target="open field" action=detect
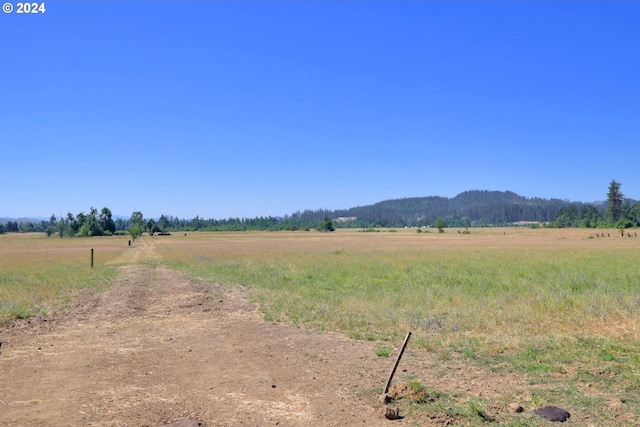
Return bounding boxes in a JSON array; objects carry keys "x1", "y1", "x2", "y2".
[
  {"x1": 153, "y1": 227, "x2": 640, "y2": 424},
  {"x1": 0, "y1": 233, "x2": 125, "y2": 320},
  {"x1": 159, "y1": 228, "x2": 640, "y2": 341},
  {"x1": 1, "y1": 227, "x2": 640, "y2": 425}
]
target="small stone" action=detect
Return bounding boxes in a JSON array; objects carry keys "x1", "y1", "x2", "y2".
[
  {"x1": 508, "y1": 403, "x2": 524, "y2": 413},
  {"x1": 534, "y1": 406, "x2": 570, "y2": 422},
  {"x1": 382, "y1": 406, "x2": 400, "y2": 420}
]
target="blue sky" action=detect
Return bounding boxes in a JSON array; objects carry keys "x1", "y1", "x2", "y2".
[{"x1": 2, "y1": 1, "x2": 639, "y2": 219}]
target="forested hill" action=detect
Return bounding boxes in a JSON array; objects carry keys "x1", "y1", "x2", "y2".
[
  {"x1": 287, "y1": 190, "x2": 601, "y2": 228},
  {"x1": 4, "y1": 189, "x2": 639, "y2": 234}
]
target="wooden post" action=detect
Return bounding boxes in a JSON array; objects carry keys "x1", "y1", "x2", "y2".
[
  {"x1": 91, "y1": 248, "x2": 94, "y2": 268},
  {"x1": 383, "y1": 331, "x2": 412, "y2": 394}
]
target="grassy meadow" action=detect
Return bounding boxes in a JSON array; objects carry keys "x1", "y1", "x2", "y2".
[
  {"x1": 0, "y1": 233, "x2": 125, "y2": 320},
  {"x1": 2, "y1": 227, "x2": 640, "y2": 424},
  {"x1": 158, "y1": 228, "x2": 640, "y2": 344},
  {"x1": 156, "y1": 227, "x2": 640, "y2": 424}
]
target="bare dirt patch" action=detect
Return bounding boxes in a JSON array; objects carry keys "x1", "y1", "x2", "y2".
[{"x1": 1, "y1": 264, "x2": 396, "y2": 426}]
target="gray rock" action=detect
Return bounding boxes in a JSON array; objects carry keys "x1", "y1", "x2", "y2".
[{"x1": 534, "y1": 406, "x2": 570, "y2": 422}]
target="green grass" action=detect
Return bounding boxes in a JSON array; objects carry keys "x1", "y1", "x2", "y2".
[
  {"x1": 0, "y1": 265, "x2": 117, "y2": 320},
  {"x1": 0, "y1": 233, "x2": 124, "y2": 321},
  {"x1": 156, "y1": 229, "x2": 640, "y2": 425},
  {"x1": 375, "y1": 343, "x2": 392, "y2": 357},
  {"x1": 160, "y1": 232, "x2": 640, "y2": 346},
  {"x1": 4, "y1": 229, "x2": 640, "y2": 425}
]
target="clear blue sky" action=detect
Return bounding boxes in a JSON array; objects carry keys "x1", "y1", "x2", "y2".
[{"x1": 2, "y1": 1, "x2": 639, "y2": 219}]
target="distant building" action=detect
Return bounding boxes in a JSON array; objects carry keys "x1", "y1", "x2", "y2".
[{"x1": 335, "y1": 217, "x2": 357, "y2": 223}]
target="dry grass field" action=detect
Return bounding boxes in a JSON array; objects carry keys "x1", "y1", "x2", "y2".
[
  {"x1": 2, "y1": 227, "x2": 640, "y2": 425},
  {"x1": 156, "y1": 227, "x2": 640, "y2": 424},
  {"x1": 0, "y1": 233, "x2": 126, "y2": 320},
  {"x1": 158, "y1": 227, "x2": 640, "y2": 343}
]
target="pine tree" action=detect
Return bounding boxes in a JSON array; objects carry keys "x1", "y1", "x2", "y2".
[{"x1": 606, "y1": 180, "x2": 624, "y2": 223}]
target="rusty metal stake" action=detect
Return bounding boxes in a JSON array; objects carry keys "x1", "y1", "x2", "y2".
[{"x1": 383, "y1": 331, "x2": 412, "y2": 394}]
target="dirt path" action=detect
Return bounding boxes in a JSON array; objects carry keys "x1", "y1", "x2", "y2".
[
  {"x1": 112, "y1": 235, "x2": 161, "y2": 265},
  {"x1": 0, "y1": 242, "x2": 394, "y2": 426}
]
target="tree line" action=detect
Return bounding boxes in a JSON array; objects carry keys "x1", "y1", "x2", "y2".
[
  {"x1": 0, "y1": 209, "x2": 311, "y2": 236},
  {"x1": 1, "y1": 182, "x2": 638, "y2": 236},
  {"x1": 0, "y1": 207, "x2": 118, "y2": 237},
  {"x1": 551, "y1": 180, "x2": 640, "y2": 231}
]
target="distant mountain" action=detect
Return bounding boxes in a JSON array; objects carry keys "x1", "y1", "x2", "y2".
[
  {"x1": 0, "y1": 217, "x2": 47, "y2": 225},
  {"x1": 3, "y1": 191, "x2": 637, "y2": 229},
  {"x1": 288, "y1": 190, "x2": 611, "y2": 227}
]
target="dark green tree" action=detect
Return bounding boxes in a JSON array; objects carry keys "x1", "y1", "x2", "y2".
[
  {"x1": 579, "y1": 205, "x2": 601, "y2": 228},
  {"x1": 76, "y1": 207, "x2": 102, "y2": 237},
  {"x1": 21, "y1": 222, "x2": 35, "y2": 232},
  {"x1": 632, "y1": 202, "x2": 640, "y2": 226},
  {"x1": 147, "y1": 218, "x2": 158, "y2": 236},
  {"x1": 74, "y1": 212, "x2": 86, "y2": 234},
  {"x1": 435, "y1": 217, "x2": 445, "y2": 233},
  {"x1": 554, "y1": 205, "x2": 579, "y2": 228},
  {"x1": 319, "y1": 216, "x2": 335, "y2": 232},
  {"x1": 99, "y1": 207, "x2": 116, "y2": 235},
  {"x1": 56, "y1": 217, "x2": 69, "y2": 237},
  {"x1": 157, "y1": 215, "x2": 169, "y2": 235},
  {"x1": 606, "y1": 180, "x2": 624, "y2": 224},
  {"x1": 130, "y1": 211, "x2": 145, "y2": 227},
  {"x1": 115, "y1": 218, "x2": 127, "y2": 231}
]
